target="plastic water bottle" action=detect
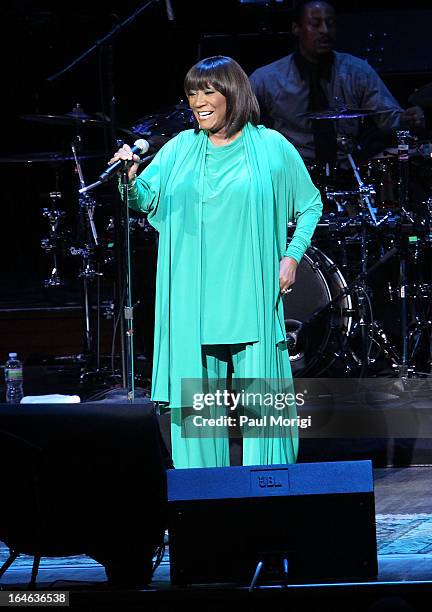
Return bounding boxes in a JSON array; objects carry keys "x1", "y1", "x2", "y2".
[{"x1": 4, "y1": 352, "x2": 24, "y2": 404}]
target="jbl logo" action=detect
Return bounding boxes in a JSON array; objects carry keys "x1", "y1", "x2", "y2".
[
  {"x1": 258, "y1": 475, "x2": 282, "y2": 488},
  {"x1": 251, "y1": 469, "x2": 290, "y2": 495}
]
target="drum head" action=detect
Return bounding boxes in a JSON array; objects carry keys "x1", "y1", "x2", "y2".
[{"x1": 283, "y1": 247, "x2": 353, "y2": 377}]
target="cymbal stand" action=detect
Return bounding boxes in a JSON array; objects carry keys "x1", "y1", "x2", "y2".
[
  {"x1": 404, "y1": 233, "x2": 432, "y2": 376},
  {"x1": 425, "y1": 199, "x2": 432, "y2": 374},
  {"x1": 393, "y1": 129, "x2": 429, "y2": 378},
  {"x1": 394, "y1": 130, "x2": 410, "y2": 377},
  {"x1": 337, "y1": 136, "x2": 378, "y2": 374},
  {"x1": 70, "y1": 138, "x2": 103, "y2": 375}
]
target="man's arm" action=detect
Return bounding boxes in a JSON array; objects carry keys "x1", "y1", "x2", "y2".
[{"x1": 353, "y1": 60, "x2": 424, "y2": 131}]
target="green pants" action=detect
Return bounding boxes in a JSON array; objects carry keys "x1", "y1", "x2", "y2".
[{"x1": 171, "y1": 343, "x2": 298, "y2": 468}]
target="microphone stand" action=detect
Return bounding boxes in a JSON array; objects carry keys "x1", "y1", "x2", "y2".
[
  {"x1": 120, "y1": 167, "x2": 135, "y2": 401},
  {"x1": 106, "y1": 46, "x2": 127, "y2": 389}
]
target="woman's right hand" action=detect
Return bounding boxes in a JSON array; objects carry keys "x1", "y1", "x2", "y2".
[{"x1": 108, "y1": 144, "x2": 141, "y2": 182}]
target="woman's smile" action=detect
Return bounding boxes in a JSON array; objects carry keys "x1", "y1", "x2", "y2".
[{"x1": 188, "y1": 87, "x2": 227, "y2": 133}]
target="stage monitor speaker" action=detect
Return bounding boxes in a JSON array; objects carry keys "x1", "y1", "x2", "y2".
[
  {"x1": 168, "y1": 460, "x2": 378, "y2": 586},
  {"x1": 0, "y1": 401, "x2": 168, "y2": 586}
]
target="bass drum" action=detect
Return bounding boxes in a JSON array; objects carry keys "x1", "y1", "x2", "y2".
[{"x1": 283, "y1": 247, "x2": 354, "y2": 377}]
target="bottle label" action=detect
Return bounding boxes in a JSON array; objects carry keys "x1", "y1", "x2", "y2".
[{"x1": 6, "y1": 368, "x2": 23, "y2": 382}]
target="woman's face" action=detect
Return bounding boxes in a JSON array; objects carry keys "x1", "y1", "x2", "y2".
[{"x1": 188, "y1": 85, "x2": 227, "y2": 133}]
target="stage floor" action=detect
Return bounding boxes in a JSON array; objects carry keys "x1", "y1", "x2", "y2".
[{"x1": 1, "y1": 466, "x2": 432, "y2": 610}]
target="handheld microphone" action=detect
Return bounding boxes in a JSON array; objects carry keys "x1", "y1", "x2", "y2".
[{"x1": 99, "y1": 138, "x2": 149, "y2": 182}]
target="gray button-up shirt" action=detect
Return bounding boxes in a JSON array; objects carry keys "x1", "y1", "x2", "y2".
[{"x1": 250, "y1": 51, "x2": 403, "y2": 161}]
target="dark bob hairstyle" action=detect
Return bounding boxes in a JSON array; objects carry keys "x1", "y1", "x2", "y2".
[{"x1": 184, "y1": 56, "x2": 260, "y2": 138}]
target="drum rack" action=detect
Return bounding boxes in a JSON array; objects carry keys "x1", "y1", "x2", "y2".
[{"x1": 284, "y1": 129, "x2": 432, "y2": 378}]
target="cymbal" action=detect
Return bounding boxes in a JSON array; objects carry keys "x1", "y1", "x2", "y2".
[
  {"x1": 0, "y1": 150, "x2": 106, "y2": 163},
  {"x1": 21, "y1": 109, "x2": 110, "y2": 127},
  {"x1": 300, "y1": 107, "x2": 392, "y2": 120}
]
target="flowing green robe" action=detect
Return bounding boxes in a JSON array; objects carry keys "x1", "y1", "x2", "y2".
[{"x1": 125, "y1": 123, "x2": 322, "y2": 466}]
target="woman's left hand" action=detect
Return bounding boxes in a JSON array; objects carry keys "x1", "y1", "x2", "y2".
[{"x1": 279, "y1": 256, "x2": 298, "y2": 295}]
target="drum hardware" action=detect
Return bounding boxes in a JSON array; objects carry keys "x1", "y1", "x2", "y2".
[
  {"x1": 343, "y1": 233, "x2": 363, "y2": 245},
  {"x1": 334, "y1": 136, "x2": 378, "y2": 373},
  {"x1": 337, "y1": 135, "x2": 378, "y2": 225},
  {"x1": 324, "y1": 185, "x2": 376, "y2": 200},
  {"x1": 40, "y1": 192, "x2": 67, "y2": 288},
  {"x1": 303, "y1": 109, "x2": 392, "y2": 217},
  {"x1": 62, "y1": 134, "x2": 112, "y2": 382},
  {"x1": 41, "y1": 238, "x2": 64, "y2": 286},
  {"x1": 69, "y1": 247, "x2": 103, "y2": 280},
  {"x1": 367, "y1": 127, "x2": 431, "y2": 377},
  {"x1": 41, "y1": 238, "x2": 54, "y2": 253},
  {"x1": 102, "y1": 301, "x2": 115, "y2": 320},
  {"x1": 303, "y1": 115, "x2": 432, "y2": 375},
  {"x1": 375, "y1": 212, "x2": 393, "y2": 227},
  {"x1": 325, "y1": 213, "x2": 391, "y2": 234},
  {"x1": 18, "y1": 106, "x2": 111, "y2": 324},
  {"x1": 316, "y1": 215, "x2": 367, "y2": 234},
  {"x1": 360, "y1": 142, "x2": 431, "y2": 214},
  {"x1": 402, "y1": 225, "x2": 432, "y2": 376},
  {"x1": 80, "y1": 264, "x2": 103, "y2": 281},
  {"x1": 342, "y1": 307, "x2": 357, "y2": 317},
  {"x1": 41, "y1": 269, "x2": 63, "y2": 288},
  {"x1": 286, "y1": 242, "x2": 409, "y2": 377},
  {"x1": 42, "y1": 204, "x2": 66, "y2": 241},
  {"x1": 395, "y1": 130, "x2": 412, "y2": 378},
  {"x1": 316, "y1": 214, "x2": 345, "y2": 232},
  {"x1": 414, "y1": 283, "x2": 432, "y2": 298},
  {"x1": 336, "y1": 135, "x2": 406, "y2": 373},
  {"x1": 318, "y1": 213, "x2": 431, "y2": 378},
  {"x1": 368, "y1": 322, "x2": 401, "y2": 371},
  {"x1": 310, "y1": 215, "x2": 431, "y2": 376}
]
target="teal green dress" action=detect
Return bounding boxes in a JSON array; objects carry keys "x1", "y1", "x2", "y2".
[
  {"x1": 125, "y1": 124, "x2": 322, "y2": 468},
  {"x1": 201, "y1": 133, "x2": 258, "y2": 344}
]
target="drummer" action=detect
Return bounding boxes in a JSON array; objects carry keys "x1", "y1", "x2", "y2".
[{"x1": 249, "y1": 0, "x2": 424, "y2": 165}]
